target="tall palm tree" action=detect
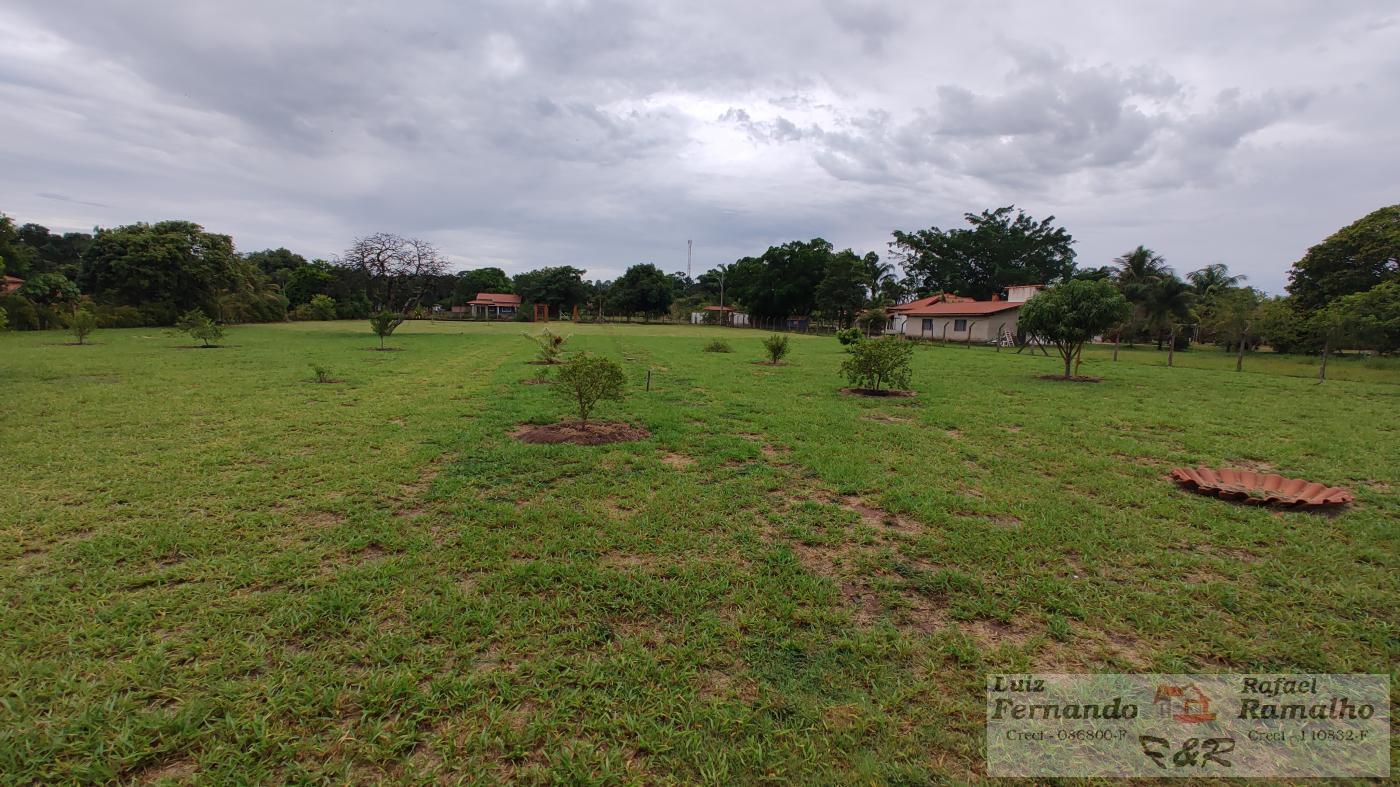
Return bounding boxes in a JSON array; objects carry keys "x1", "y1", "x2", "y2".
[
  {"x1": 1187, "y1": 263, "x2": 1245, "y2": 297},
  {"x1": 861, "y1": 252, "x2": 894, "y2": 304},
  {"x1": 1112, "y1": 246, "x2": 1171, "y2": 346},
  {"x1": 1113, "y1": 246, "x2": 1170, "y2": 288},
  {"x1": 1142, "y1": 275, "x2": 1196, "y2": 351}
]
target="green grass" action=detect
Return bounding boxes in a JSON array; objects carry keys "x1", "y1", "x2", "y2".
[{"x1": 1, "y1": 321, "x2": 1396, "y2": 784}]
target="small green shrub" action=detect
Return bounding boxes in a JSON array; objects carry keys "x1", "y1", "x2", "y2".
[
  {"x1": 702, "y1": 338, "x2": 733, "y2": 353},
  {"x1": 836, "y1": 327, "x2": 863, "y2": 346},
  {"x1": 841, "y1": 335, "x2": 914, "y2": 391},
  {"x1": 310, "y1": 362, "x2": 335, "y2": 383},
  {"x1": 554, "y1": 352, "x2": 626, "y2": 424},
  {"x1": 761, "y1": 334, "x2": 790, "y2": 365},
  {"x1": 175, "y1": 309, "x2": 224, "y2": 347},
  {"x1": 67, "y1": 309, "x2": 98, "y2": 345},
  {"x1": 369, "y1": 311, "x2": 401, "y2": 349},
  {"x1": 526, "y1": 329, "x2": 568, "y2": 363}
]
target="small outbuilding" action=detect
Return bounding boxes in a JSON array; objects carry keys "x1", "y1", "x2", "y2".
[
  {"x1": 464, "y1": 292, "x2": 521, "y2": 318},
  {"x1": 890, "y1": 285, "x2": 1044, "y2": 343}
]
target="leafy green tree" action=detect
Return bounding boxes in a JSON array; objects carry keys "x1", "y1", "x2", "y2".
[
  {"x1": 67, "y1": 309, "x2": 98, "y2": 345},
  {"x1": 857, "y1": 305, "x2": 889, "y2": 336},
  {"x1": 553, "y1": 352, "x2": 626, "y2": 424},
  {"x1": 836, "y1": 327, "x2": 863, "y2": 346},
  {"x1": 761, "y1": 334, "x2": 790, "y2": 365},
  {"x1": 1287, "y1": 204, "x2": 1399, "y2": 312},
  {"x1": 891, "y1": 206, "x2": 1076, "y2": 300},
  {"x1": 307, "y1": 294, "x2": 337, "y2": 321},
  {"x1": 81, "y1": 221, "x2": 263, "y2": 319},
  {"x1": 245, "y1": 248, "x2": 308, "y2": 278},
  {"x1": 512, "y1": 266, "x2": 589, "y2": 317},
  {"x1": 1201, "y1": 287, "x2": 1263, "y2": 371},
  {"x1": 368, "y1": 311, "x2": 400, "y2": 349},
  {"x1": 841, "y1": 335, "x2": 914, "y2": 392},
  {"x1": 1253, "y1": 297, "x2": 1314, "y2": 354},
  {"x1": 17, "y1": 272, "x2": 80, "y2": 305},
  {"x1": 606, "y1": 263, "x2": 674, "y2": 318},
  {"x1": 282, "y1": 260, "x2": 335, "y2": 306},
  {"x1": 1018, "y1": 280, "x2": 1132, "y2": 379},
  {"x1": 726, "y1": 239, "x2": 834, "y2": 319},
  {"x1": 453, "y1": 267, "x2": 514, "y2": 304},
  {"x1": 175, "y1": 309, "x2": 224, "y2": 348},
  {"x1": 1329, "y1": 279, "x2": 1400, "y2": 354},
  {"x1": 815, "y1": 250, "x2": 867, "y2": 327}
]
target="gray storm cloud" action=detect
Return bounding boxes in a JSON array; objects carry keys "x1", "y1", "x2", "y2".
[{"x1": 1, "y1": 0, "x2": 1396, "y2": 291}]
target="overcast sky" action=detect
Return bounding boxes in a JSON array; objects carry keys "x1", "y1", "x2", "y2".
[{"x1": 2, "y1": 1, "x2": 1396, "y2": 293}]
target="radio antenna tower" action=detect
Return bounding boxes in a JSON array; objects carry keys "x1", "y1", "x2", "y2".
[{"x1": 687, "y1": 239, "x2": 692, "y2": 278}]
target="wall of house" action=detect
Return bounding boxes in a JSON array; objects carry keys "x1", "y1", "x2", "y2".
[{"x1": 899, "y1": 311, "x2": 1019, "y2": 342}]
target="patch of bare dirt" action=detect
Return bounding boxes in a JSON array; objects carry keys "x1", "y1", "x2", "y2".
[
  {"x1": 1035, "y1": 374, "x2": 1102, "y2": 383},
  {"x1": 131, "y1": 755, "x2": 197, "y2": 784},
  {"x1": 839, "y1": 387, "x2": 916, "y2": 397},
  {"x1": 945, "y1": 428, "x2": 962, "y2": 439},
  {"x1": 839, "y1": 495, "x2": 920, "y2": 534},
  {"x1": 513, "y1": 421, "x2": 650, "y2": 445},
  {"x1": 861, "y1": 411, "x2": 911, "y2": 423},
  {"x1": 519, "y1": 378, "x2": 552, "y2": 385},
  {"x1": 960, "y1": 619, "x2": 1033, "y2": 649},
  {"x1": 1230, "y1": 459, "x2": 1277, "y2": 473},
  {"x1": 660, "y1": 451, "x2": 695, "y2": 469},
  {"x1": 297, "y1": 510, "x2": 346, "y2": 528}
]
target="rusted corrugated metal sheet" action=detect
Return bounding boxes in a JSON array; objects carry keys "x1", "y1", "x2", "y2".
[{"x1": 1169, "y1": 467, "x2": 1354, "y2": 508}]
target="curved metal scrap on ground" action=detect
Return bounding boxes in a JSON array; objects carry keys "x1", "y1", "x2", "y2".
[{"x1": 1170, "y1": 467, "x2": 1354, "y2": 508}]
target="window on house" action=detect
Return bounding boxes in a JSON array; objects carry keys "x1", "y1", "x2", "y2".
[
  {"x1": 954, "y1": 318, "x2": 968, "y2": 331},
  {"x1": 921, "y1": 318, "x2": 933, "y2": 333}
]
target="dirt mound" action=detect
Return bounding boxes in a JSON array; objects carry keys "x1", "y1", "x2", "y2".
[
  {"x1": 839, "y1": 387, "x2": 916, "y2": 397},
  {"x1": 1035, "y1": 374, "x2": 1102, "y2": 383},
  {"x1": 513, "y1": 421, "x2": 650, "y2": 445}
]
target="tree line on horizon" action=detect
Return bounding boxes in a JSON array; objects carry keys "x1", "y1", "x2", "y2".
[{"x1": 1, "y1": 204, "x2": 1394, "y2": 356}]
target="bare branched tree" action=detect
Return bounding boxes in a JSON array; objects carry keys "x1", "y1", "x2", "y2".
[{"x1": 336, "y1": 233, "x2": 448, "y2": 315}]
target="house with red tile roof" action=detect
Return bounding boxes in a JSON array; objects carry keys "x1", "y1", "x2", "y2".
[
  {"x1": 889, "y1": 284, "x2": 1043, "y2": 343},
  {"x1": 453, "y1": 292, "x2": 521, "y2": 319},
  {"x1": 1, "y1": 275, "x2": 23, "y2": 295}
]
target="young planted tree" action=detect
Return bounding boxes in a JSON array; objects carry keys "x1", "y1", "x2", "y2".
[
  {"x1": 836, "y1": 327, "x2": 863, "y2": 346},
  {"x1": 761, "y1": 334, "x2": 791, "y2": 364},
  {"x1": 702, "y1": 338, "x2": 733, "y2": 353},
  {"x1": 1017, "y1": 280, "x2": 1131, "y2": 380},
  {"x1": 175, "y1": 309, "x2": 225, "y2": 348},
  {"x1": 1202, "y1": 287, "x2": 1263, "y2": 371},
  {"x1": 67, "y1": 308, "x2": 97, "y2": 345},
  {"x1": 553, "y1": 352, "x2": 626, "y2": 425},
  {"x1": 369, "y1": 311, "x2": 400, "y2": 349},
  {"x1": 840, "y1": 335, "x2": 914, "y2": 393},
  {"x1": 526, "y1": 329, "x2": 567, "y2": 363}
]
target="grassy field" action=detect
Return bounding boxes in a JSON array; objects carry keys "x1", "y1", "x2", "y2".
[{"x1": 1, "y1": 320, "x2": 1396, "y2": 784}]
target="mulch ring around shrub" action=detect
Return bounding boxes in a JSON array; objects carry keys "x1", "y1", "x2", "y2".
[
  {"x1": 751, "y1": 361, "x2": 789, "y2": 366},
  {"x1": 1035, "y1": 374, "x2": 1103, "y2": 383},
  {"x1": 513, "y1": 421, "x2": 650, "y2": 445},
  {"x1": 525, "y1": 360, "x2": 561, "y2": 366},
  {"x1": 839, "y1": 387, "x2": 916, "y2": 397}
]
